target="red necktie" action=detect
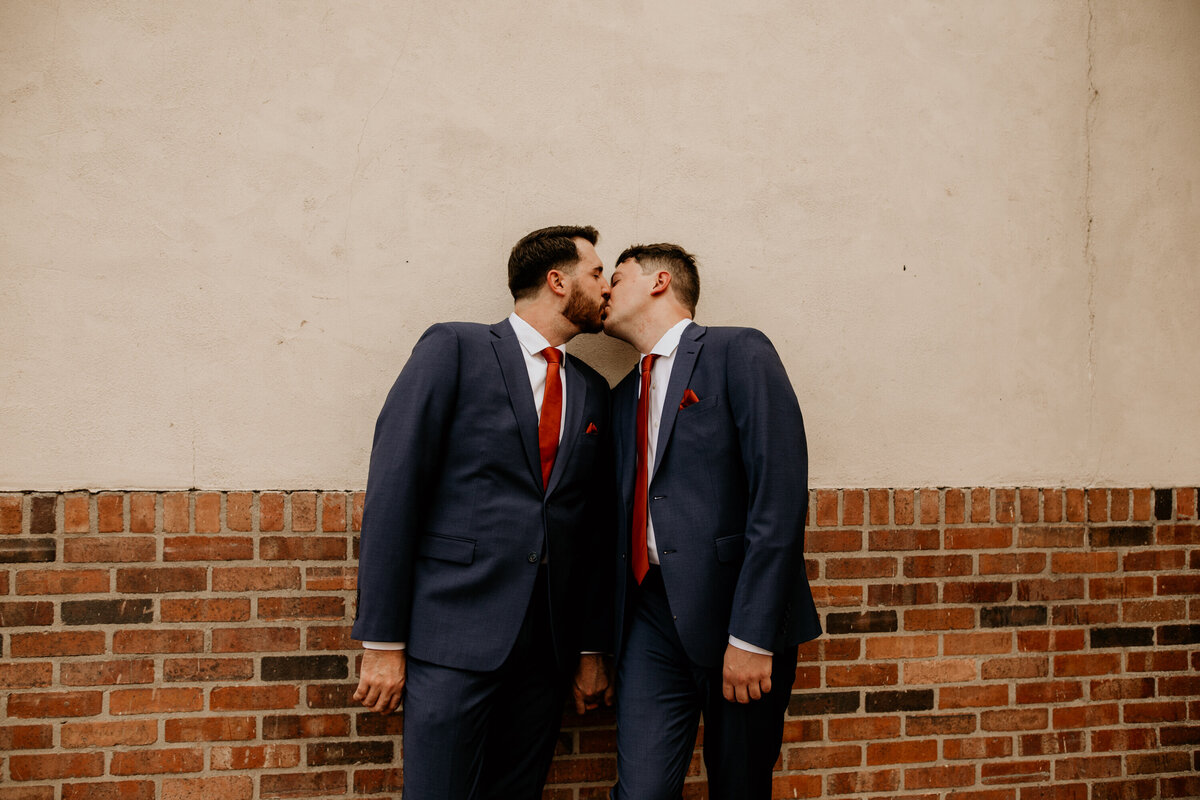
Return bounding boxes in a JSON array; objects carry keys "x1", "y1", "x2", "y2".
[
  {"x1": 538, "y1": 347, "x2": 564, "y2": 489},
  {"x1": 632, "y1": 353, "x2": 658, "y2": 584}
]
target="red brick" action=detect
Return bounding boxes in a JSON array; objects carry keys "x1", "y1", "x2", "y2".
[
  {"x1": 61, "y1": 783, "x2": 154, "y2": 800},
  {"x1": 1157, "y1": 574, "x2": 1200, "y2": 595},
  {"x1": 163, "y1": 493, "x2": 190, "y2": 533},
  {"x1": 825, "y1": 556, "x2": 896, "y2": 579},
  {"x1": 60, "y1": 720, "x2": 158, "y2": 748},
  {"x1": 828, "y1": 715, "x2": 902, "y2": 741},
  {"x1": 981, "y1": 759, "x2": 1050, "y2": 784},
  {"x1": 1130, "y1": 489, "x2": 1152, "y2": 520},
  {"x1": 1018, "y1": 577, "x2": 1083, "y2": 601},
  {"x1": 1015, "y1": 680, "x2": 1083, "y2": 704},
  {"x1": 904, "y1": 608, "x2": 974, "y2": 630},
  {"x1": 162, "y1": 598, "x2": 250, "y2": 623},
  {"x1": 63, "y1": 494, "x2": 89, "y2": 533},
  {"x1": 60, "y1": 659, "x2": 155, "y2": 686},
  {"x1": 97, "y1": 494, "x2": 125, "y2": 532},
  {"x1": 904, "y1": 658, "x2": 976, "y2": 685},
  {"x1": 869, "y1": 489, "x2": 890, "y2": 525},
  {"x1": 116, "y1": 566, "x2": 206, "y2": 593},
  {"x1": 210, "y1": 685, "x2": 299, "y2": 711},
  {"x1": 11, "y1": 631, "x2": 105, "y2": 657},
  {"x1": 1159, "y1": 674, "x2": 1200, "y2": 696},
  {"x1": 114, "y1": 628, "x2": 204, "y2": 655},
  {"x1": 1064, "y1": 489, "x2": 1086, "y2": 522},
  {"x1": 1109, "y1": 489, "x2": 1130, "y2": 522},
  {"x1": 919, "y1": 488, "x2": 940, "y2": 524},
  {"x1": 225, "y1": 493, "x2": 253, "y2": 531},
  {"x1": 262, "y1": 714, "x2": 351, "y2": 740},
  {"x1": 1019, "y1": 731, "x2": 1084, "y2": 756},
  {"x1": 161, "y1": 776, "x2": 254, "y2": 800},
  {"x1": 351, "y1": 491, "x2": 364, "y2": 531},
  {"x1": 9, "y1": 752, "x2": 105, "y2": 780},
  {"x1": 163, "y1": 657, "x2": 255, "y2": 682},
  {"x1": 1018, "y1": 526, "x2": 1084, "y2": 548},
  {"x1": 996, "y1": 489, "x2": 1016, "y2": 523},
  {"x1": 905, "y1": 764, "x2": 975, "y2": 789},
  {"x1": 826, "y1": 663, "x2": 897, "y2": 687},
  {"x1": 1162, "y1": 777, "x2": 1200, "y2": 798},
  {"x1": 1089, "y1": 576, "x2": 1153, "y2": 599},
  {"x1": 971, "y1": 488, "x2": 991, "y2": 522},
  {"x1": 164, "y1": 535, "x2": 252, "y2": 561},
  {"x1": 1126, "y1": 751, "x2": 1192, "y2": 775},
  {"x1": 64, "y1": 536, "x2": 155, "y2": 563},
  {"x1": 815, "y1": 490, "x2": 838, "y2": 526},
  {"x1": 945, "y1": 489, "x2": 966, "y2": 523},
  {"x1": 212, "y1": 627, "x2": 301, "y2": 653},
  {"x1": 1123, "y1": 549, "x2": 1186, "y2": 571},
  {"x1": 894, "y1": 490, "x2": 915, "y2": 525},
  {"x1": 868, "y1": 739, "x2": 937, "y2": 765},
  {"x1": 944, "y1": 736, "x2": 1012, "y2": 760},
  {"x1": 291, "y1": 492, "x2": 317, "y2": 532},
  {"x1": 305, "y1": 567, "x2": 357, "y2": 591},
  {"x1": 1125, "y1": 649, "x2": 1188, "y2": 672},
  {"x1": 1088, "y1": 488, "x2": 1108, "y2": 522},
  {"x1": 811, "y1": 585, "x2": 863, "y2": 607},
  {"x1": 946, "y1": 526, "x2": 1011, "y2": 549},
  {"x1": 1089, "y1": 677, "x2": 1155, "y2": 701},
  {"x1": 865, "y1": 635, "x2": 938, "y2": 659},
  {"x1": 940, "y1": 684, "x2": 1008, "y2": 709},
  {"x1": 212, "y1": 566, "x2": 300, "y2": 591},
  {"x1": 1054, "y1": 652, "x2": 1120, "y2": 676},
  {"x1": 870, "y1": 529, "x2": 939, "y2": 551},
  {"x1": 979, "y1": 553, "x2": 1045, "y2": 575},
  {"x1": 260, "y1": 536, "x2": 346, "y2": 561},
  {"x1": 943, "y1": 581, "x2": 1013, "y2": 603},
  {"x1": 1052, "y1": 702, "x2": 1118, "y2": 729},
  {"x1": 211, "y1": 744, "x2": 301, "y2": 770},
  {"x1": 0, "y1": 662, "x2": 52, "y2": 688},
  {"x1": 0, "y1": 494, "x2": 24, "y2": 534},
  {"x1": 1051, "y1": 551, "x2": 1117, "y2": 573},
  {"x1": 7, "y1": 691, "x2": 102, "y2": 718},
  {"x1": 1051, "y1": 602, "x2": 1118, "y2": 625},
  {"x1": 110, "y1": 747, "x2": 203, "y2": 775},
  {"x1": 1054, "y1": 755, "x2": 1121, "y2": 781},
  {"x1": 321, "y1": 493, "x2": 347, "y2": 532},
  {"x1": 982, "y1": 708, "x2": 1048, "y2": 731},
  {"x1": 260, "y1": 493, "x2": 285, "y2": 531},
  {"x1": 827, "y1": 769, "x2": 900, "y2": 794},
  {"x1": 947, "y1": 791, "x2": 1017, "y2": 800},
  {"x1": 1018, "y1": 488, "x2": 1040, "y2": 523},
  {"x1": 1178, "y1": 487, "x2": 1198, "y2": 518},
  {"x1": 1122, "y1": 700, "x2": 1187, "y2": 723},
  {"x1": 258, "y1": 596, "x2": 344, "y2": 620},
  {"x1": 944, "y1": 632, "x2": 1012, "y2": 655},
  {"x1": 16, "y1": 568, "x2": 110, "y2": 595},
  {"x1": 194, "y1": 493, "x2": 221, "y2": 533},
  {"x1": 0, "y1": 600, "x2": 53, "y2": 626},
  {"x1": 130, "y1": 492, "x2": 156, "y2": 533},
  {"x1": 906, "y1": 713, "x2": 977, "y2": 736},
  {"x1": 353, "y1": 769, "x2": 404, "y2": 796},
  {"x1": 110, "y1": 688, "x2": 203, "y2": 715},
  {"x1": 0, "y1": 724, "x2": 54, "y2": 750},
  {"x1": 785, "y1": 744, "x2": 861, "y2": 770},
  {"x1": 1157, "y1": 523, "x2": 1200, "y2": 545},
  {"x1": 1090, "y1": 779, "x2": 1159, "y2": 800},
  {"x1": 904, "y1": 554, "x2": 972, "y2": 577},
  {"x1": 807, "y1": 529, "x2": 862, "y2": 552}
]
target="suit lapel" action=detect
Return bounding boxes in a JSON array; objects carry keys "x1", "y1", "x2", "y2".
[
  {"x1": 652, "y1": 323, "x2": 704, "y2": 479},
  {"x1": 545, "y1": 356, "x2": 586, "y2": 494},
  {"x1": 614, "y1": 368, "x2": 639, "y2": 506},
  {"x1": 490, "y1": 320, "x2": 542, "y2": 489}
]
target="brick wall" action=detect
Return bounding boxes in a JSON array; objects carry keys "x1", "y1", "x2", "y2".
[{"x1": 1, "y1": 487, "x2": 1197, "y2": 800}]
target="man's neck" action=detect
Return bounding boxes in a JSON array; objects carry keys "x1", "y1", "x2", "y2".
[
  {"x1": 512, "y1": 303, "x2": 574, "y2": 347},
  {"x1": 629, "y1": 312, "x2": 691, "y2": 355}
]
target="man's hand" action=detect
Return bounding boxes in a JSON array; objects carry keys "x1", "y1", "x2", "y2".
[
  {"x1": 353, "y1": 648, "x2": 406, "y2": 714},
  {"x1": 722, "y1": 644, "x2": 772, "y2": 704},
  {"x1": 572, "y1": 653, "x2": 615, "y2": 714}
]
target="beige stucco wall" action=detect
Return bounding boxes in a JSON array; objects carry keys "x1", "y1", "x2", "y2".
[{"x1": 1, "y1": 0, "x2": 1197, "y2": 490}]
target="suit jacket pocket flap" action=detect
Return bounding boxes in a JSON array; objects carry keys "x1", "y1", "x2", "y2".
[
  {"x1": 714, "y1": 534, "x2": 744, "y2": 563},
  {"x1": 418, "y1": 534, "x2": 476, "y2": 564}
]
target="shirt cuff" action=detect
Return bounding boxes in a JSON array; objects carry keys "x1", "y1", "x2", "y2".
[
  {"x1": 728, "y1": 635, "x2": 772, "y2": 656},
  {"x1": 362, "y1": 641, "x2": 406, "y2": 650}
]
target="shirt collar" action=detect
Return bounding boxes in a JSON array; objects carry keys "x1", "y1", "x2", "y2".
[
  {"x1": 645, "y1": 317, "x2": 693, "y2": 359},
  {"x1": 509, "y1": 312, "x2": 564, "y2": 359}
]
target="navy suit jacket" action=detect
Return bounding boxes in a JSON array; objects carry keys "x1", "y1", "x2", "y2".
[
  {"x1": 612, "y1": 323, "x2": 822, "y2": 668},
  {"x1": 352, "y1": 320, "x2": 614, "y2": 672}
]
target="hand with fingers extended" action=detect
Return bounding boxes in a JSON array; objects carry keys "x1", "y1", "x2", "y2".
[
  {"x1": 353, "y1": 648, "x2": 406, "y2": 714},
  {"x1": 721, "y1": 644, "x2": 772, "y2": 704},
  {"x1": 572, "y1": 653, "x2": 615, "y2": 714}
]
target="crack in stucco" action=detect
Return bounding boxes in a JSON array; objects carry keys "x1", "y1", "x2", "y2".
[{"x1": 1084, "y1": 0, "x2": 1099, "y2": 481}]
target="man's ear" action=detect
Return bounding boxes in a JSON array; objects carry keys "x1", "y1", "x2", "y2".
[
  {"x1": 545, "y1": 268, "x2": 569, "y2": 298},
  {"x1": 648, "y1": 269, "x2": 672, "y2": 297}
]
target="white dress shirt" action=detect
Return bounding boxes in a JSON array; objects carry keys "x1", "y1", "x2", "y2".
[
  {"x1": 364, "y1": 313, "x2": 566, "y2": 652},
  {"x1": 638, "y1": 318, "x2": 771, "y2": 657}
]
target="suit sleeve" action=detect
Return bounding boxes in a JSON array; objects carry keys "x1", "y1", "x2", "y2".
[
  {"x1": 725, "y1": 329, "x2": 809, "y2": 650},
  {"x1": 351, "y1": 324, "x2": 460, "y2": 643}
]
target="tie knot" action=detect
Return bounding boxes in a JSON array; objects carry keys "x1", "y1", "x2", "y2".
[
  {"x1": 640, "y1": 354, "x2": 657, "y2": 374},
  {"x1": 541, "y1": 347, "x2": 563, "y2": 365}
]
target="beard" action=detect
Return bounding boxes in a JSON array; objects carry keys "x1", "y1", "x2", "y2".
[{"x1": 563, "y1": 284, "x2": 605, "y2": 333}]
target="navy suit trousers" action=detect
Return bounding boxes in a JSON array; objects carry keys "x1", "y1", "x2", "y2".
[{"x1": 613, "y1": 567, "x2": 797, "y2": 800}]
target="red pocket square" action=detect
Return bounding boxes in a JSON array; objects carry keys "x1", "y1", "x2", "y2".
[
  {"x1": 679, "y1": 389, "x2": 700, "y2": 410},
  {"x1": 585, "y1": 422, "x2": 599, "y2": 435}
]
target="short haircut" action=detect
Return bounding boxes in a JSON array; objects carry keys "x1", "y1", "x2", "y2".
[
  {"x1": 616, "y1": 243, "x2": 700, "y2": 314},
  {"x1": 508, "y1": 225, "x2": 599, "y2": 301}
]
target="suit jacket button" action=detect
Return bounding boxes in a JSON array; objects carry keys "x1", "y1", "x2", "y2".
[{"x1": 527, "y1": 552, "x2": 539, "y2": 563}]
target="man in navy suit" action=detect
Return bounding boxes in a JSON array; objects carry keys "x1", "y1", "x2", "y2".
[
  {"x1": 351, "y1": 225, "x2": 616, "y2": 800},
  {"x1": 602, "y1": 243, "x2": 822, "y2": 799}
]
